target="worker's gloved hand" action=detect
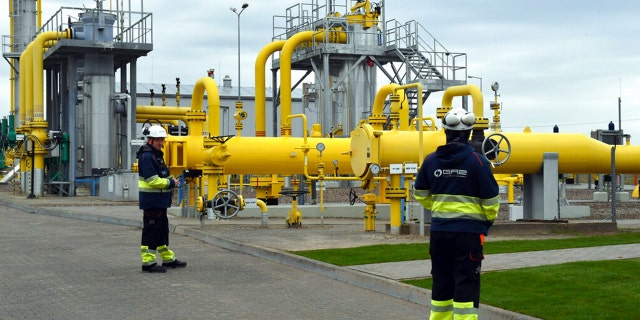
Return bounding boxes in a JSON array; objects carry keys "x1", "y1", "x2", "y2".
[{"x1": 172, "y1": 177, "x2": 180, "y2": 188}]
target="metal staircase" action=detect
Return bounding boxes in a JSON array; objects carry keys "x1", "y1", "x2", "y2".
[{"x1": 383, "y1": 19, "x2": 468, "y2": 124}]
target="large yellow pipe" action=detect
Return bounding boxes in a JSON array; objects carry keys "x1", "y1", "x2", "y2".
[
  {"x1": 32, "y1": 30, "x2": 70, "y2": 121},
  {"x1": 280, "y1": 30, "x2": 347, "y2": 135},
  {"x1": 352, "y1": 126, "x2": 640, "y2": 175},
  {"x1": 255, "y1": 40, "x2": 286, "y2": 137},
  {"x1": 19, "y1": 43, "x2": 33, "y2": 125},
  {"x1": 137, "y1": 105, "x2": 188, "y2": 116},
  {"x1": 208, "y1": 137, "x2": 352, "y2": 175},
  {"x1": 441, "y1": 84, "x2": 483, "y2": 118},
  {"x1": 165, "y1": 134, "x2": 352, "y2": 176},
  {"x1": 372, "y1": 84, "x2": 399, "y2": 115},
  {"x1": 190, "y1": 77, "x2": 221, "y2": 137}
]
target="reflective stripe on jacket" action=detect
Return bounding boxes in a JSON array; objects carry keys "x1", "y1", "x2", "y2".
[
  {"x1": 414, "y1": 142, "x2": 499, "y2": 235},
  {"x1": 137, "y1": 144, "x2": 174, "y2": 209}
]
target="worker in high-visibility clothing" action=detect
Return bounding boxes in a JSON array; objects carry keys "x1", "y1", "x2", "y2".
[
  {"x1": 137, "y1": 125, "x2": 187, "y2": 273},
  {"x1": 414, "y1": 108, "x2": 500, "y2": 320}
]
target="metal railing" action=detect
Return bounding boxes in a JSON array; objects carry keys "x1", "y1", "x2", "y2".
[
  {"x1": 385, "y1": 19, "x2": 467, "y2": 82},
  {"x1": 3, "y1": 6, "x2": 152, "y2": 55}
]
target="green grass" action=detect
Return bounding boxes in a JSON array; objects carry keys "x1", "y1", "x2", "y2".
[
  {"x1": 290, "y1": 231, "x2": 640, "y2": 319},
  {"x1": 405, "y1": 259, "x2": 640, "y2": 320},
  {"x1": 291, "y1": 232, "x2": 640, "y2": 266}
]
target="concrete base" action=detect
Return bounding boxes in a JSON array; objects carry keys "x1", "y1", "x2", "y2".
[
  {"x1": 559, "y1": 205, "x2": 591, "y2": 219},
  {"x1": 384, "y1": 221, "x2": 618, "y2": 236},
  {"x1": 616, "y1": 192, "x2": 630, "y2": 202},
  {"x1": 509, "y1": 205, "x2": 524, "y2": 221},
  {"x1": 593, "y1": 192, "x2": 608, "y2": 201},
  {"x1": 232, "y1": 201, "x2": 424, "y2": 221}
]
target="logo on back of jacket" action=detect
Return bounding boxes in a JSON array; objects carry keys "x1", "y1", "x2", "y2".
[{"x1": 433, "y1": 168, "x2": 467, "y2": 178}]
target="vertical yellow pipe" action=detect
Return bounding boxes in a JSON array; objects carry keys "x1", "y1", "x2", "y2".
[
  {"x1": 254, "y1": 40, "x2": 286, "y2": 137},
  {"x1": 190, "y1": 77, "x2": 221, "y2": 137},
  {"x1": 24, "y1": 47, "x2": 33, "y2": 123},
  {"x1": 389, "y1": 174, "x2": 402, "y2": 232},
  {"x1": 9, "y1": 0, "x2": 15, "y2": 115},
  {"x1": 441, "y1": 84, "x2": 483, "y2": 119},
  {"x1": 36, "y1": 0, "x2": 42, "y2": 29},
  {"x1": 280, "y1": 30, "x2": 346, "y2": 135},
  {"x1": 372, "y1": 84, "x2": 398, "y2": 115},
  {"x1": 32, "y1": 30, "x2": 70, "y2": 121}
]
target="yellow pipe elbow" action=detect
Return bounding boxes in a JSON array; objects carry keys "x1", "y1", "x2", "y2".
[
  {"x1": 441, "y1": 84, "x2": 484, "y2": 119},
  {"x1": 372, "y1": 84, "x2": 399, "y2": 115},
  {"x1": 255, "y1": 40, "x2": 286, "y2": 136},
  {"x1": 280, "y1": 30, "x2": 347, "y2": 134},
  {"x1": 190, "y1": 77, "x2": 221, "y2": 137},
  {"x1": 255, "y1": 199, "x2": 268, "y2": 213},
  {"x1": 32, "y1": 30, "x2": 70, "y2": 121}
]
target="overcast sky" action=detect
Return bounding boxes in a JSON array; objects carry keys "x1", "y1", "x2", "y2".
[{"x1": 2, "y1": 0, "x2": 639, "y2": 140}]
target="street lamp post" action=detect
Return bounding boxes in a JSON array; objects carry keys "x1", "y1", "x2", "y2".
[
  {"x1": 468, "y1": 75, "x2": 483, "y2": 93},
  {"x1": 230, "y1": 3, "x2": 249, "y2": 101}
]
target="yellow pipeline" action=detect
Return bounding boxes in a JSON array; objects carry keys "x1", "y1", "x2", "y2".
[
  {"x1": 372, "y1": 84, "x2": 401, "y2": 115},
  {"x1": 192, "y1": 77, "x2": 221, "y2": 137},
  {"x1": 255, "y1": 40, "x2": 286, "y2": 136},
  {"x1": 350, "y1": 124, "x2": 640, "y2": 175},
  {"x1": 9, "y1": 0, "x2": 15, "y2": 116},
  {"x1": 493, "y1": 132, "x2": 640, "y2": 174},
  {"x1": 19, "y1": 43, "x2": 32, "y2": 125},
  {"x1": 203, "y1": 136, "x2": 352, "y2": 175},
  {"x1": 136, "y1": 105, "x2": 188, "y2": 123},
  {"x1": 137, "y1": 105, "x2": 188, "y2": 116},
  {"x1": 440, "y1": 84, "x2": 489, "y2": 129},
  {"x1": 32, "y1": 30, "x2": 70, "y2": 121},
  {"x1": 280, "y1": 30, "x2": 347, "y2": 135}
]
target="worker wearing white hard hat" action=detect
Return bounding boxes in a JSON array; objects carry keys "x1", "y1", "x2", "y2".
[
  {"x1": 137, "y1": 125, "x2": 186, "y2": 273},
  {"x1": 414, "y1": 108, "x2": 499, "y2": 320}
]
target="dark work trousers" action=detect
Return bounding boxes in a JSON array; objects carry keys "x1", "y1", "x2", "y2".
[
  {"x1": 429, "y1": 231, "x2": 484, "y2": 307},
  {"x1": 141, "y1": 208, "x2": 170, "y2": 250}
]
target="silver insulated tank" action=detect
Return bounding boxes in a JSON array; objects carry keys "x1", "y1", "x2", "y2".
[
  {"x1": 76, "y1": 10, "x2": 117, "y2": 176},
  {"x1": 315, "y1": 23, "x2": 378, "y2": 136}
]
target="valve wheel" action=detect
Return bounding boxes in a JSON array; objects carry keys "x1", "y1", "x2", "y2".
[
  {"x1": 212, "y1": 189, "x2": 241, "y2": 219},
  {"x1": 349, "y1": 188, "x2": 358, "y2": 206},
  {"x1": 482, "y1": 133, "x2": 511, "y2": 166}
]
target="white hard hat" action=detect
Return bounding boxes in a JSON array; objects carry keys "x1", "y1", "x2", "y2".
[
  {"x1": 146, "y1": 125, "x2": 167, "y2": 138},
  {"x1": 442, "y1": 108, "x2": 476, "y2": 131}
]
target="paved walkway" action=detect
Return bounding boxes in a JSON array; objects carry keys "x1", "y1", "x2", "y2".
[
  {"x1": 349, "y1": 243, "x2": 640, "y2": 280},
  {"x1": 2, "y1": 191, "x2": 638, "y2": 319}
]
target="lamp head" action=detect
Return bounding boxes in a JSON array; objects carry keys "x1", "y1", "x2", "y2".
[
  {"x1": 230, "y1": 7, "x2": 237, "y2": 13},
  {"x1": 242, "y1": 3, "x2": 249, "y2": 9}
]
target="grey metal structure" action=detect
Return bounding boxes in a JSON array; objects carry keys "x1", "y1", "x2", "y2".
[
  {"x1": 3, "y1": 1, "x2": 152, "y2": 196},
  {"x1": 271, "y1": 0, "x2": 467, "y2": 136}
]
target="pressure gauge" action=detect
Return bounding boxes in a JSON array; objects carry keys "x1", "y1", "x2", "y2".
[
  {"x1": 316, "y1": 143, "x2": 326, "y2": 152},
  {"x1": 369, "y1": 163, "x2": 381, "y2": 175}
]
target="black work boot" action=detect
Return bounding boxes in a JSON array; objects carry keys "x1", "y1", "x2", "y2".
[
  {"x1": 142, "y1": 263, "x2": 167, "y2": 273},
  {"x1": 163, "y1": 259, "x2": 187, "y2": 268}
]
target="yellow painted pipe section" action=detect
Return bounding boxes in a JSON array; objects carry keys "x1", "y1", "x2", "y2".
[
  {"x1": 494, "y1": 132, "x2": 640, "y2": 174},
  {"x1": 164, "y1": 135, "x2": 352, "y2": 176},
  {"x1": 19, "y1": 43, "x2": 33, "y2": 125},
  {"x1": 441, "y1": 84, "x2": 483, "y2": 118},
  {"x1": 255, "y1": 40, "x2": 286, "y2": 137},
  {"x1": 280, "y1": 30, "x2": 347, "y2": 134},
  {"x1": 136, "y1": 117, "x2": 180, "y2": 126},
  {"x1": 32, "y1": 30, "x2": 70, "y2": 121},
  {"x1": 137, "y1": 105, "x2": 188, "y2": 116},
  {"x1": 372, "y1": 84, "x2": 399, "y2": 115},
  {"x1": 190, "y1": 77, "x2": 221, "y2": 137},
  {"x1": 350, "y1": 123, "x2": 640, "y2": 175}
]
